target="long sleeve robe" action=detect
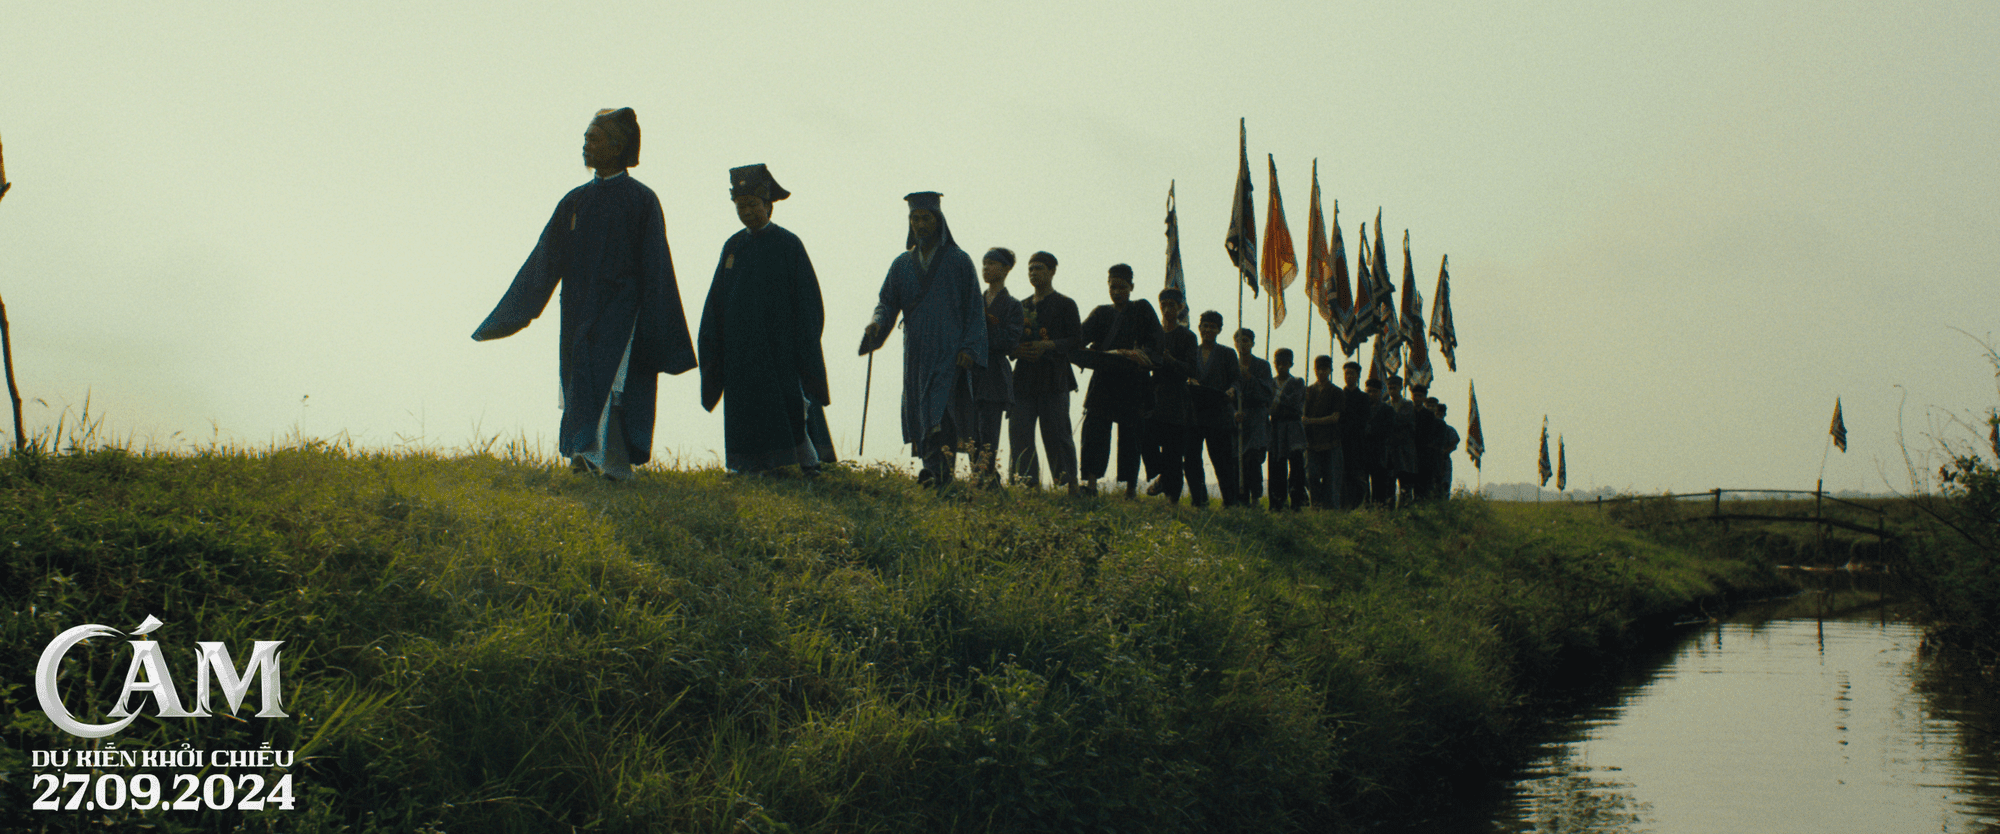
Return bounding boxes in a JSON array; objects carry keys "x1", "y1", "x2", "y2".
[
  {"x1": 864, "y1": 243, "x2": 987, "y2": 446},
  {"x1": 696, "y1": 221, "x2": 828, "y2": 471},
  {"x1": 472, "y1": 174, "x2": 695, "y2": 464}
]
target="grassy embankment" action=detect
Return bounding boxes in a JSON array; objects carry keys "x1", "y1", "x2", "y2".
[{"x1": 2, "y1": 442, "x2": 1779, "y2": 833}]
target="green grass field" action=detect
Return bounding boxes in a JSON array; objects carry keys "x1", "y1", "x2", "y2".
[{"x1": 2, "y1": 442, "x2": 1781, "y2": 833}]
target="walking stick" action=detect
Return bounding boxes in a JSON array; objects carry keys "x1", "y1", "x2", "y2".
[{"x1": 859, "y1": 351, "x2": 873, "y2": 456}]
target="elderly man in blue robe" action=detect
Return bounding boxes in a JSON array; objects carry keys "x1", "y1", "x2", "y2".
[
  {"x1": 858, "y1": 191, "x2": 987, "y2": 487},
  {"x1": 472, "y1": 108, "x2": 696, "y2": 479},
  {"x1": 697, "y1": 164, "x2": 830, "y2": 474}
]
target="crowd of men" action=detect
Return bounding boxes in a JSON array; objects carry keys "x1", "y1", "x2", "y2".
[{"x1": 471, "y1": 109, "x2": 1461, "y2": 508}]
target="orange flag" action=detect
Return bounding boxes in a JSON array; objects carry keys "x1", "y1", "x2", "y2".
[
  {"x1": 1303, "y1": 160, "x2": 1331, "y2": 333},
  {"x1": 1259, "y1": 154, "x2": 1298, "y2": 326}
]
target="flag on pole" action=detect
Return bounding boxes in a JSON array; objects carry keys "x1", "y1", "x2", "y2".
[
  {"x1": 1351, "y1": 220, "x2": 1381, "y2": 345},
  {"x1": 1303, "y1": 162, "x2": 1335, "y2": 337},
  {"x1": 1371, "y1": 211, "x2": 1399, "y2": 356},
  {"x1": 1371, "y1": 322, "x2": 1400, "y2": 382},
  {"x1": 1430, "y1": 254, "x2": 1457, "y2": 372},
  {"x1": 1224, "y1": 119, "x2": 1259, "y2": 298},
  {"x1": 1328, "y1": 200, "x2": 1358, "y2": 356},
  {"x1": 1829, "y1": 398, "x2": 1847, "y2": 452},
  {"x1": 1260, "y1": 155, "x2": 1298, "y2": 326},
  {"x1": 1401, "y1": 231, "x2": 1431, "y2": 387},
  {"x1": 1466, "y1": 381, "x2": 1484, "y2": 470},
  {"x1": 1538, "y1": 417, "x2": 1552, "y2": 487},
  {"x1": 1557, "y1": 436, "x2": 1567, "y2": 491},
  {"x1": 1164, "y1": 181, "x2": 1186, "y2": 302}
]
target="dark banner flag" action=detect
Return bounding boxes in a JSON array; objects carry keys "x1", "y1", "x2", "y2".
[
  {"x1": 1430, "y1": 254, "x2": 1457, "y2": 372},
  {"x1": 1538, "y1": 417, "x2": 1552, "y2": 487},
  {"x1": 1401, "y1": 231, "x2": 1431, "y2": 387},
  {"x1": 1829, "y1": 398, "x2": 1847, "y2": 452},
  {"x1": 1557, "y1": 436, "x2": 1567, "y2": 491},
  {"x1": 1224, "y1": 119, "x2": 1259, "y2": 298},
  {"x1": 1371, "y1": 211, "x2": 1399, "y2": 357},
  {"x1": 1466, "y1": 381, "x2": 1484, "y2": 470},
  {"x1": 1260, "y1": 155, "x2": 1298, "y2": 326},
  {"x1": 1165, "y1": 181, "x2": 1185, "y2": 299},
  {"x1": 1328, "y1": 200, "x2": 1358, "y2": 356},
  {"x1": 1351, "y1": 220, "x2": 1381, "y2": 345}
]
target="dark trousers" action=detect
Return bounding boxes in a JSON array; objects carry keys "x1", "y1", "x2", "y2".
[
  {"x1": 1269, "y1": 449, "x2": 1307, "y2": 510},
  {"x1": 1008, "y1": 390, "x2": 1076, "y2": 487},
  {"x1": 1342, "y1": 444, "x2": 1370, "y2": 509},
  {"x1": 1370, "y1": 467, "x2": 1396, "y2": 508},
  {"x1": 1305, "y1": 446, "x2": 1342, "y2": 509},
  {"x1": 1239, "y1": 447, "x2": 1267, "y2": 505},
  {"x1": 1187, "y1": 424, "x2": 1241, "y2": 507},
  {"x1": 1080, "y1": 407, "x2": 1143, "y2": 485},
  {"x1": 1143, "y1": 418, "x2": 1197, "y2": 501}
]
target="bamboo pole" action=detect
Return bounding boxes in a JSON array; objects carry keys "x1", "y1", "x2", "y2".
[{"x1": 2, "y1": 294, "x2": 23, "y2": 452}]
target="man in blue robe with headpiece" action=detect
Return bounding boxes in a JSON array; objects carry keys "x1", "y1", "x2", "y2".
[
  {"x1": 697, "y1": 164, "x2": 830, "y2": 473},
  {"x1": 472, "y1": 108, "x2": 696, "y2": 479},
  {"x1": 859, "y1": 191, "x2": 987, "y2": 487}
]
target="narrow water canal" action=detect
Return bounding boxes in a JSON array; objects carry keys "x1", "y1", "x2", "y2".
[{"x1": 1427, "y1": 571, "x2": 2000, "y2": 833}]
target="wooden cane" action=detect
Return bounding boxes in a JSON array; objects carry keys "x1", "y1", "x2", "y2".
[{"x1": 858, "y1": 351, "x2": 873, "y2": 456}]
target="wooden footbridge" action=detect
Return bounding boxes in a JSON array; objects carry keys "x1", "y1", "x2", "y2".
[{"x1": 1594, "y1": 483, "x2": 1899, "y2": 541}]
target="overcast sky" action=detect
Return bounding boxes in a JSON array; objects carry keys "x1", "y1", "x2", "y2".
[{"x1": 4, "y1": 1, "x2": 1995, "y2": 494}]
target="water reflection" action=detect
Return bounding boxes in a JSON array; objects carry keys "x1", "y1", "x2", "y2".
[{"x1": 1455, "y1": 572, "x2": 2000, "y2": 833}]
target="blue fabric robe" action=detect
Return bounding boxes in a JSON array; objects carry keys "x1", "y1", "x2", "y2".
[
  {"x1": 865, "y1": 243, "x2": 987, "y2": 447},
  {"x1": 472, "y1": 174, "x2": 696, "y2": 464},
  {"x1": 697, "y1": 222, "x2": 829, "y2": 471}
]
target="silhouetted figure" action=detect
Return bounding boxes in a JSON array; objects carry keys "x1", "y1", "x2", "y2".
[
  {"x1": 473, "y1": 108, "x2": 695, "y2": 479},
  {"x1": 1075, "y1": 264, "x2": 1162, "y2": 497},
  {"x1": 1008, "y1": 251, "x2": 1082, "y2": 489},
  {"x1": 970, "y1": 247, "x2": 1024, "y2": 487},
  {"x1": 859, "y1": 192, "x2": 986, "y2": 488},
  {"x1": 697, "y1": 164, "x2": 829, "y2": 474}
]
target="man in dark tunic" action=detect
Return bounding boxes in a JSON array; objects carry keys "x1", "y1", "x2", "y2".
[
  {"x1": 859, "y1": 192, "x2": 987, "y2": 487},
  {"x1": 1188, "y1": 311, "x2": 1243, "y2": 507},
  {"x1": 1430, "y1": 399, "x2": 1460, "y2": 499},
  {"x1": 696, "y1": 164, "x2": 829, "y2": 474},
  {"x1": 1409, "y1": 383, "x2": 1439, "y2": 501},
  {"x1": 969, "y1": 247, "x2": 1024, "y2": 487},
  {"x1": 1233, "y1": 328, "x2": 1274, "y2": 507},
  {"x1": 1143, "y1": 288, "x2": 1200, "y2": 502},
  {"x1": 1364, "y1": 377, "x2": 1398, "y2": 506},
  {"x1": 1075, "y1": 264, "x2": 1162, "y2": 497},
  {"x1": 1302, "y1": 355, "x2": 1344, "y2": 509},
  {"x1": 1339, "y1": 361, "x2": 1374, "y2": 508},
  {"x1": 473, "y1": 108, "x2": 695, "y2": 479},
  {"x1": 1008, "y1": 251, "x2": 1082, "y2": 489},
  {"x1": 1387, "y1": 375, "x2": 1421, "y2": 505},
  {"x1": 1268, "y1": 348, "x2": 1309, "y2": 511}
]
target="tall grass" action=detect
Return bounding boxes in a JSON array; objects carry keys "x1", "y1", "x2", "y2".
[{"x1": 2, "y1": 439, "x2": 1776, "y2": 833}]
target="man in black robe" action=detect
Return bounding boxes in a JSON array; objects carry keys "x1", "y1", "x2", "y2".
[
  {"x1": 1338, "y1": 361, "x2": 1373, "y2": 508},
  {"x1": 1075, "y1": 264, "x2": 1162, "y2": 497},
  {"x1": 473, "y1": 108, "x2": 695, "y2": 479},
  {"x1": 1187, "y1": 311, "x2": 1243, "y2": 507},
  {"x1": 1143, "y1": 288, "x2": 1200, "y2": 502},
  {"x1": 697, "y1": 164, "x2": 829, "y2": 474},
  {"x1": 1233, "y1": 328, "x2": 1274, "y2": 507},
  {"x1": 969, "y1": 247, "x2": 1024, "y2": 487},
  {"x1": 1008, "y1": 251, "x2": 1082, "y2": 489}
]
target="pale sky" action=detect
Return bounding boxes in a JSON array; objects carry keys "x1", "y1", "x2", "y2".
[{"x1": 4, "y1": 1, "x2": 1995, "y2": 494}]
